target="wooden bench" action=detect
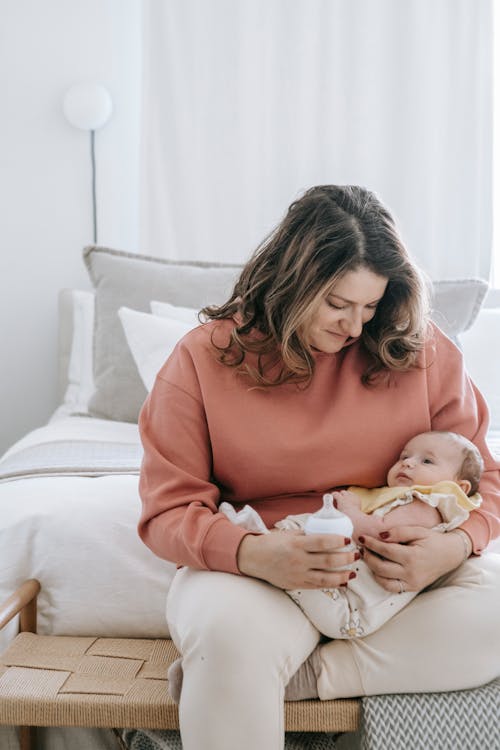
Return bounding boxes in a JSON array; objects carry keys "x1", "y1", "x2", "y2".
[{"x1": 0, "y1": 581, "x2": 360, "y2": 749}]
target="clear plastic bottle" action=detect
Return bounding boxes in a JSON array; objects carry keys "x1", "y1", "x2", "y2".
[
  {"x1": 304, "y1": 494, "x2": 356, "y2": 570},
  {"x1": 304, "y1": 493, "x2": 354, "y2": 537}
]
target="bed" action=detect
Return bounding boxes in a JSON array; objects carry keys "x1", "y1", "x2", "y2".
[{"x1": 1, "y1": 246, "x2": 499, "y2": 749}]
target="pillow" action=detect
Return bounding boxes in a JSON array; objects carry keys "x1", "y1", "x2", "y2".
[
  {"x1": 430, "y1": 279, "x2": 488, "y2": 341},
  {"x1": 52, "y1": 289, "x2": 95, "y2": 420},
  {"x1": 460, "y1": 308, "x2": 500, "y2": 431},
  {"x1": 83, "y1": 242, "x2": 488, "y2": 423},
  {"x1": 118, "y1": 307, "x2": 197, "y2": 392},
  {"x1": 150, "y1": 300, "x2": 200, "y2": 324},
  {"x1": 83, "y1": 245, "x2": 240, "y2": 423}
]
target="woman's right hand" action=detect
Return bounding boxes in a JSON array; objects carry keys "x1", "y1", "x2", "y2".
[{"x1": 236, "y1": 531, "x2": 358, "y2": 590}]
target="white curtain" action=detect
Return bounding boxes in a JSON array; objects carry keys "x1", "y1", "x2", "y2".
[{"x1": 140, "y1": 0, "x2": 492, "y2": 280}]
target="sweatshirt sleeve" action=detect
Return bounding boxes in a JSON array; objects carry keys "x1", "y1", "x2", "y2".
[
  {"x1": 137, "y1": 341, "x2": 252, "y2": 574},
  {"x1": 426, "y1": 325, "x2": 500, "y2": 553}
]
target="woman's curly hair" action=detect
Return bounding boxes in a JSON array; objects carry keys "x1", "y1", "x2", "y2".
[{"x1": 202, "y1": 185, "x2": 430, "y2": 387}]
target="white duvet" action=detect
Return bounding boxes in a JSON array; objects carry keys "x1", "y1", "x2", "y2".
[{"x1": 0, "y1": 416, "x2": 175, "y2": 651}]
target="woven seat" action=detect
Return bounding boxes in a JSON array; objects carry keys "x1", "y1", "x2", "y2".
[
  {"x1": 0, "y1": 632, "x2": 360, "y2": 733},
  {"x1": 0, "y1": 580, "x2": 360, "y2": 749}
]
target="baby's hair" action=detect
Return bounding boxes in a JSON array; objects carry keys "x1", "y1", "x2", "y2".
[{"x1": 433, "y1": 431, "x2": 484, "y2": 495}]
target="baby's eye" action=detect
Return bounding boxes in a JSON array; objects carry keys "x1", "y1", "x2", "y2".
[{"x1": 422, "y1": 458, "x2": 434, "y2": 464}]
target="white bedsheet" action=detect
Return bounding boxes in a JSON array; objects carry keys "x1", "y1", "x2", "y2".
[
  {"x1": 0, "y1": 416, "x2": 175, "y2": 651},
  {"x1": 2, "y1": 415, "x2": 140, "y2": 459}
]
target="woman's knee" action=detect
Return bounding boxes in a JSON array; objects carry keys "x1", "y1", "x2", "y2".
[
  {"x1": 168, "y1": 569, "x2": 281, "y2": 648},
  {"x1": 171, "y1": 566, "x2": 277, "y2": 613},
  {"x1": 444, "y1": 552, "x2": 500, "y2": 599},
  {"x1": 167, "y1": 567, "x2": 318, "y2": 668}
]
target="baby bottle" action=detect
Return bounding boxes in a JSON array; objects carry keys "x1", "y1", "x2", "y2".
[
  {"x1": 304, "y1": 494, "x2": 355, "y2": 569},
  {"x1": 304, "y1": 493, "x2": 354, "y2": 537}
]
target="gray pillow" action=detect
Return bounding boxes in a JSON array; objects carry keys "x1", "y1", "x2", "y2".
[
  {"x1": 430, "y1": 278, "x2": 488, "y2": 341},
  {"x1": 84, "y1": 245, "x2": 241, "y2": 422},
  {"x1": 84, "y1": 245, "x2": 488, "y2": 423}
]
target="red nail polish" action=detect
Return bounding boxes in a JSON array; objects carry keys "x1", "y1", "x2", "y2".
[
  {"x1": 340, "y1": 582, "x2": 348, "y2": 587},
  {"x1": 379, "y1": 531, "x2": 390, "y2": 539},
  {"x1": 344, "y1": 537, "x2": 352, "y2": 545},
  {"x1": 358, "y1": 536, "x2": 365, "y2": 544},
  {"x1": 354, "y1": 552, "x2": 361, "y2": 561},
  {"x1": 349, "y1": 571, "x2": 356, "y2": 580}
]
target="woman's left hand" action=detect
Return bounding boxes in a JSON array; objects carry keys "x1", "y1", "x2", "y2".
[{"x1": 359, "y1": 526, "x2": 469, "y2": 594}]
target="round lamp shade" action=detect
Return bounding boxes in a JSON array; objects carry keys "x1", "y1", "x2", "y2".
[{"x1": 63, "y1": 83, "x2": 113, "y2": 130}]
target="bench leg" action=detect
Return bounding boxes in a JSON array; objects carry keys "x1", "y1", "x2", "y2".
[{"x1": 19, "y1": 726, "x2": 36, "y2": 750}]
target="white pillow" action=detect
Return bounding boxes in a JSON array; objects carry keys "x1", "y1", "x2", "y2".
[
  {"x1": 150, "y1": 300, "x2": 200, "y2": 324},
  {"x1": 461, "y1": 308, "x2": 500, "y2": 431},
  {"x1": 52, "y1": 289, "x2": 95, "y2": 420},
  {"x1": 118, "y1": 307, "x2": 197, "y2": 392}
]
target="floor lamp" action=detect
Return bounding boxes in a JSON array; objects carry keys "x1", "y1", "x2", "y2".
[{"x1": 63, "y1": 83, "x2": 113, "y2": 244}]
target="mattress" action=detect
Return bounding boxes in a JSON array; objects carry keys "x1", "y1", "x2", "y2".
[{"x1": 0, "y1": 416, "x2": 176, "y2": 651}]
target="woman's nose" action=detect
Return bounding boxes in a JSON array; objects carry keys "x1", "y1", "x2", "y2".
[{"x1": 342, "y1": 310, "x2": 364, "y2": 337}]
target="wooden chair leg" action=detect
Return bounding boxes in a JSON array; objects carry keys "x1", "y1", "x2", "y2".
[
  {"x1": 19, "y1": 726, "x2": 36, "y2": 750},
  {"x1": 0, "y1": 583, "x2": 41, "y2": 750},
  {"x1": 0, "y1": 580, "x2": 41, "y2": 633}
]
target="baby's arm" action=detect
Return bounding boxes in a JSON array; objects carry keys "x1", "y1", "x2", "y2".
[{"x1": 332, "y1": 490, "x2": 442, "y2": 542}]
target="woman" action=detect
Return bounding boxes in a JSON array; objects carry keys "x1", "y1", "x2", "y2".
[{"x1": 138, "y1": 185, "x2": 500, "y2": 750}]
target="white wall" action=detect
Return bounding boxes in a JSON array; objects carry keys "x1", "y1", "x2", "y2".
[{"x1": 0, "y1": 0, "x2": 141, "y2": 454}]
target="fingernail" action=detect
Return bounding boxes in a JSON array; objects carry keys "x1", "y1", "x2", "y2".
[
  {"x1": 379, "y1": 531, "x2": 390, "y2": 539},
  {"x1": 358, "y1": 536, "x2": 365, "y2": 544},
  {"x1": 349, "y1": 571, "x2": 356, "y2": 580},
  {"x1": 344, "y1": 537, "x2": 352, "y2": 545},
  {"x1": 354, "y1": 552, "x2": 361, "y2": 561},
  {"x1": 358, "y1": 547, "x2": 364, "y2": 557},
  {"x1": 340, "y1": 582, "x2": 348, "y2": 587}
]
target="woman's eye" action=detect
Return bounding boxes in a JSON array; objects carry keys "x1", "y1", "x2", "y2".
[{"x1": 326, "y1": 300, "x2": 344, "y2": 310}]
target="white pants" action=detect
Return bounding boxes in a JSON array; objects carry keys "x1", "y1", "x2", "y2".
[{"x1": 166, "y1": 553, "x2": 500, "y2": 750}]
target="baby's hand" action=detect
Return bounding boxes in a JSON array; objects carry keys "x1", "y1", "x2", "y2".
[
  {"x1": 332, "y1": 490, "x2": 368, "y2": 542},
  {"x1": 332, "y1": 490, "x2": 361, "y2": 514}
]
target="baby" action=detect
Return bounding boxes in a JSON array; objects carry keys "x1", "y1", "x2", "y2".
[
  {"x1": 330, "y1": 429, "x2": 482, "y2": 542},
  {"x1": 223, "y1": 430, "x2": 483, "y2": 640}
]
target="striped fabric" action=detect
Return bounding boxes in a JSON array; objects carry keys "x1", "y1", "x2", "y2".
[{"x1": 361, "y1": 679, "x2": 500, "y2": 750}]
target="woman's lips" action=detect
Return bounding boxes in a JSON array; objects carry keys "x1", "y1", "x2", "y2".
[
  {"x1": 325, "y1": 331, "x2": 360, "y2": 344},
  {"x1": 326, "y1": 330, "x2": 346, "y2": 339}
]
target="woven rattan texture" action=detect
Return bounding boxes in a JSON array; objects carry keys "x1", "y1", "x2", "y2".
[{"x1": 0, "y1": 634, "x2": 360, "y2": 732}]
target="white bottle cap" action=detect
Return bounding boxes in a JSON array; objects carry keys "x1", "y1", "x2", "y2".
[{"x1": 304, "y1": 493, "x2": 354, "y2": 537}]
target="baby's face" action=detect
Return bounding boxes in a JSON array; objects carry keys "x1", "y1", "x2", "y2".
[{"x1": 387, "y1": 433, "x2": 462, "y2": 488}]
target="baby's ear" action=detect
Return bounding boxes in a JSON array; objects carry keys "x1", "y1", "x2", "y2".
[{"x1": 457, "y1": 478, "x2": 472, "y2": 496}]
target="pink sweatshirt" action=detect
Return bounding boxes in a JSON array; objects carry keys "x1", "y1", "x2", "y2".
[{"x1": 138, "y1": 319, "x2": 500, "y2": 573}]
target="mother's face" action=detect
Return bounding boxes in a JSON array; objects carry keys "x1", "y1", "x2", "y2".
[{"x1": 303, "y1": 267, "x2": 388, "y2": 354}]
